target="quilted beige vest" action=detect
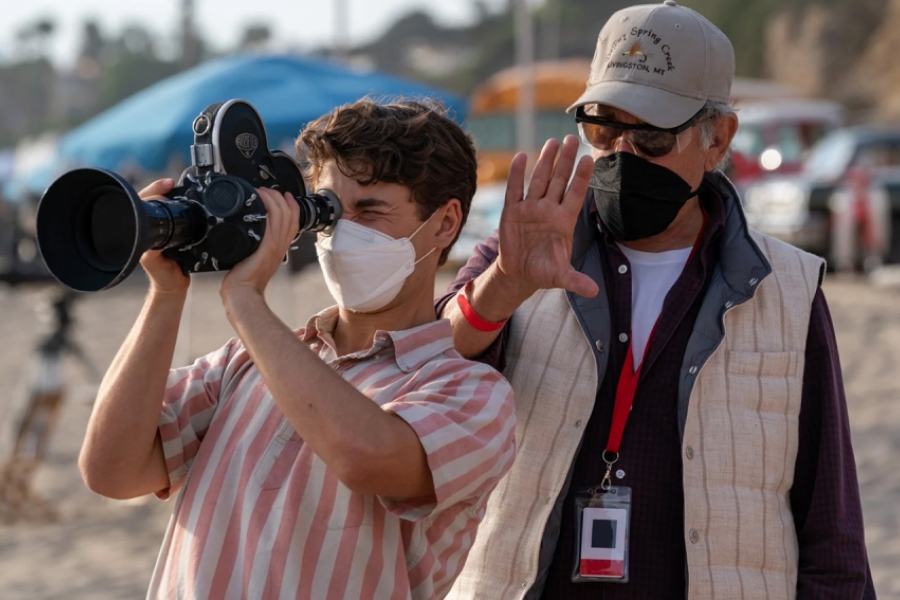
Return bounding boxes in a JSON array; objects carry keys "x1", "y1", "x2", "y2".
[{"x1": 446, "y1": 232, "x2": 823, "y2": 600}]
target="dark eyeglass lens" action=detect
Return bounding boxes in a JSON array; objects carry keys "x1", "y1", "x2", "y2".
[
  {"x1": 579, "y1": 121, "x2": 678, "y2": 158},
  {"x1": 579, "y1": 122, "x2": 620, "y2": 149},
  {"x1": 630, "y1": 129, "x2": 678, "y2": 158}
]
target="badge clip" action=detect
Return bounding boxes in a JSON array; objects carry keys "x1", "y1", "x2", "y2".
[{"x1": 600, "y1": 450, "x2": 619, "y2": 491}]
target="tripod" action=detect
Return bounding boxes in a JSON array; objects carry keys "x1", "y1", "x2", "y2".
[{"x1": 0, "y1": 288, "x2": 98, "y2": 523}]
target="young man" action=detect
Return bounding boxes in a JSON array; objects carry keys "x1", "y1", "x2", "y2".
[{"x1": 79, "y1": 99, "x2": 516, "y2": 600}]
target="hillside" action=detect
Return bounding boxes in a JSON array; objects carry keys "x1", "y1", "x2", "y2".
[{"x1": 351, "y1": 0, "x2": 899, "y2": 123}]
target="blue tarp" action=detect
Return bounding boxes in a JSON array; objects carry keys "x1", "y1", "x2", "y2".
[{"x1": 54, "y1": 53, "x2": 467, "y2": 175}]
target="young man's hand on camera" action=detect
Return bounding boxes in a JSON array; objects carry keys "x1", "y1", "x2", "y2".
[
  {"x1": 137, "y1": 178, "x2": 191, "y2": 297},
  {"x1": 219, "y1": 186, "x2": 300, "y2": 304}
]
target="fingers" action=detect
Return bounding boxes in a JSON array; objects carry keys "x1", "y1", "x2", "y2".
[
  {"x1": 544, "y1": 135, "x2": 582, "y2": 204},
  {"x1": 560, "y1": 267, "x2": 600, "y2": 298},
  {"x1": 524, "y1": 139, "x2": 561, "y2": 201},
  {"x1": 284, "y1": 192, "x2": 301, "y2": 238},
  {"x1": 504, "y1": 152, "x2": 528, "y2": 209},
  {"x1": 255, "y1": 188, "x2": 297, "y2": 251},
  {"x1": 138, "y1": 178, "x2": 175, "y2": 200},
  {"x1": 257, "y1": 188, "x2": 285, "y2": 243},
  {"x1": 561, "y1": 154, "x2": 595, "y2": 215}
]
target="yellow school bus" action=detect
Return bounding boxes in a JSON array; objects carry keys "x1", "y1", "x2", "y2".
[{"x1": 466, "y1": 58, "x2": 591, "y2": 184}]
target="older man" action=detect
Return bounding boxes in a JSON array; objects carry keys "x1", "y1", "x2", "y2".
[{"x1": 439, "y1": 2, "x2": 874, "y2": 599}]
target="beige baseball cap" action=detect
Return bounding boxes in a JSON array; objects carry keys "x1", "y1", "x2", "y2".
[{"x1": 567, "y1": 0, "x2": 734, "y2": 129}]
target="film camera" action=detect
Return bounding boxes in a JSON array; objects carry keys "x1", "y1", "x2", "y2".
[{"x1": 36, "y1": 99, "x2": 342, "y2": 292}]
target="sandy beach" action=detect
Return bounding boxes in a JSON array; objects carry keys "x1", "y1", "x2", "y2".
[{"x1": 0, "y1": 267, "x2": 896, "y2": 598}]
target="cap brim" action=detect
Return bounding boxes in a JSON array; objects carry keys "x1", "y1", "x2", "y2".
[{"x1": 567, "y1": 80, "x2": 706, "y2": 129}]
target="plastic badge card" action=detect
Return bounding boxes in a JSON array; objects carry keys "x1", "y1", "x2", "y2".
[{"x1": 572, "y1": 486, "x2": 631, "y2": 583}]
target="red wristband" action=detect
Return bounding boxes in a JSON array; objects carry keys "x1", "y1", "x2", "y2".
[{"x1": 456, "y1": 280, "x2": 509, "y2": 332}]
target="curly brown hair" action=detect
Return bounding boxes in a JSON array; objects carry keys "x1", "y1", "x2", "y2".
[{"x1": 296, "y1": 98, "x2": 477, "y2": 265}]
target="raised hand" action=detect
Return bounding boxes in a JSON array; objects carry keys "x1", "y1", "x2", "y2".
[
  {"x1": 496, "y1": 134, "x2": 599, "y2": 299},
  {"x1": 137, "y1": 178, "x2": 191, "y2": 295}
]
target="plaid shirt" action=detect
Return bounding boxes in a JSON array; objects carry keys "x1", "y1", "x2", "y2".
[{"x1": 438, "y1": 187, "x2": 875, "y2": 599}]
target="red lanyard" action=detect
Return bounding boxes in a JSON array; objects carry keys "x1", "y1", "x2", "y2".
[
  {"x1": 607, "y1": 337, "x2": 648, "y2": 453},
  {"x1": 600, "y1": 209, "x2": 708, "y2": 491},
  {"x1": 601, "y1": 332, "x2": 652, "y2": 491}
]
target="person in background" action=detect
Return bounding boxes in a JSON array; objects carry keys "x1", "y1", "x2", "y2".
[
  {"x1": 439, "y1": 2, "x2": 875, "y2": 598},
  {"x1": 79, "y1": 99, "x2": 516, "y2": 600}
]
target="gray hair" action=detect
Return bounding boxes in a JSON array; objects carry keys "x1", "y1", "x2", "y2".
[
  {"x1": 697, "y1": 100, "x2": 737, "y2": 151},
  {"x1": 697, "y1": 100, "x2": 737, "y2": 170}
]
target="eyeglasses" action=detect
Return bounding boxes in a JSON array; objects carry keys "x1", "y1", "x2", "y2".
[{"x1": 574, "y1": 106, "x2": 706, "y2": 158}]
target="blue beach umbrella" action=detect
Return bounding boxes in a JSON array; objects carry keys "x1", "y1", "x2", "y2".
[{"x1": 54, "y1": 53, "x2": 467, "y2": 175}]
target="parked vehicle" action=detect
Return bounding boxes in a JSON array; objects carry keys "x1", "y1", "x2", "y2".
[
  {"x1": 728, "y1": 99, "x2": 844, "y2": 190},
  {"x1": 466, "y1": 59, "x2": 591, "y2": 186},
  {"x1": 447, "y1": 182, "x2": 505, "y2": 268},
  {"x1": 742, "y1": 125, "x2": 900, "y2": 270}
]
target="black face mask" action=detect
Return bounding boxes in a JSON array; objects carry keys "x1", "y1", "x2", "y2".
[{"x1": 590, "y1": 152, "x2": 699, "y2": 241}]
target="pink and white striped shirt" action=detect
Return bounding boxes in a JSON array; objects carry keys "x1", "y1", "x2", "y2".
[{"x1": 149, "y1": 308, "x2": 516, "y2": 600}]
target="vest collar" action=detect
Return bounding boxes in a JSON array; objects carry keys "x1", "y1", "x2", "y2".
[{"x1": 705, "y1": 171, "x2": 772, "y2": 299}]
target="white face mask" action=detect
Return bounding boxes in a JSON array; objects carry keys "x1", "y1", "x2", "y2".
[{"x1": 315, "y1": 213, "x2": 437, "y2": 313}]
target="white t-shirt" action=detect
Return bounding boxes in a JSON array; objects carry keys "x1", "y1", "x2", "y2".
[{"x1": 616, "y1": 243, "x2": 693, "y2": 369}]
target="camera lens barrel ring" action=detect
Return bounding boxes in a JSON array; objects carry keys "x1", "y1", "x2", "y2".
[{"x1": 297, "y1": 188, "x2": 342, "y2": 234}]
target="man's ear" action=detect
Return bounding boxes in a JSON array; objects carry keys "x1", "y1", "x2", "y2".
[
  {"x1": 433, "y1": 198, "x2": 463, "y2": 252},
  {"x1": 704, "y1": 112, "x2": 738, "y2": 172}
]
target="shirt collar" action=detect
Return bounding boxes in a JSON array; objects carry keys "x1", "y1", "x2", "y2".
[{"x1": 301, "y1": 306, "x2": 456, "y2": 372}]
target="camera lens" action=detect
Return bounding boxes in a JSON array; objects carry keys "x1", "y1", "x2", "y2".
[
  {"x1": 88, "y1": 188, "x2": 138, "y2": 267},
  {"x1": 297, "y1": 189, "x2": 342, "y2": 234},
  {"x1": 36, "y1": 168, "x2": 208, "y2": 292}
]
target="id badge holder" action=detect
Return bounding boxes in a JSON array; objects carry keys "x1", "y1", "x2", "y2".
[{"x1": 571, "y1": 486, "x2": 632, "y2": 583}]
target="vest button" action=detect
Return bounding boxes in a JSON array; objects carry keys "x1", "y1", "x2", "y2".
[
  {"x1": 724, "y1": 300, "x2": 734, "y2": 309},
  {"x1": 618, "y1": 264, "x2": 628, "y2": 274},
  {"x1": 685, "y1": 445, "x2": 694, "y2": 460},
  {"x1": 749, "y1": 277, "x2": 759, "y2": 286},
  {"x1": 595, "y1": 340, "x2": 603, "y2": 352},
  {"x1": 688, "y1": 365, "x2": 698, "y2": 375},
  {"x1": 689, "y1": 529, "x2": 700, "y2": 544},
  {"x1": 619, "y1": 332, "x2": 629, "y2": 343}
]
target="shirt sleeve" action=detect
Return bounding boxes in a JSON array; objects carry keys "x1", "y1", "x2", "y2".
[
  {"x1": 791, "y1": 288, "x2": 876, "y2": 599},
  {"x1": 378, "y1": 359, "x2": 516, "y2": 521},
  {"x1": 434, "y1": 232, "x2": 511, "y2": 372},
  {"x1": 155, "y1": 338, "x2": 241, "y2": 499}
]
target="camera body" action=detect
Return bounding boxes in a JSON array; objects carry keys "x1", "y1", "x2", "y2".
[
  {"x1": 158, "y1": 99, "x2": 338, "y2": 273},
  {"x1": 37, "y1": 99, "x2": 342, "y2": 292}
]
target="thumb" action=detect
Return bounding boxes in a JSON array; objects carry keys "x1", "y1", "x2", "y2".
[
  {"x1": 559, "y1": 268, "x2": 600, "y2": 298},
  {"x1": 138, "y1": 178, "x2": 176, "y2": 200}
]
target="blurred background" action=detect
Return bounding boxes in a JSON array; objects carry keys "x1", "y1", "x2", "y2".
[{"x1": 0, "y1": 0, "x2": 899, "y2": 598}]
